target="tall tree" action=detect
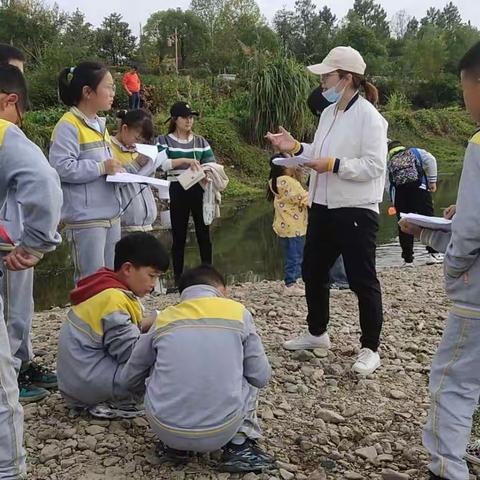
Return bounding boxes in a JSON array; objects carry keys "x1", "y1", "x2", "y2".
[
  {"x1": 140, "y1": 9, "x2": 207, "y2": 69},
  {"x1": 96, "y1": 13, "x2": 136, "y2": 65},
  {"x1": 346, "y1": 0, "x2": 390, "y2": 38}
]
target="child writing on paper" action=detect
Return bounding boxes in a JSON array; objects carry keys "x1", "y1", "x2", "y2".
[
  {"x1": 267, "y1": 156, "x2": 307, "y2": 296},
  {"x1": 111, "y1": 110, "x2": 158, "y2": 235}
]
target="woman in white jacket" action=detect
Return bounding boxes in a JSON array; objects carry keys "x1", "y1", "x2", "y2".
[{"x1": 267, "y1": 46, "x2": 388, "y2": 375}]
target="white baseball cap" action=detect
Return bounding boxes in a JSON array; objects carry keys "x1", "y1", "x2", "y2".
[{"x1": 307, "y1": 46, "x2": 366, "y2": 75}]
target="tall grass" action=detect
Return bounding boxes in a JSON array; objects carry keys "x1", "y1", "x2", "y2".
[{"x1": 248, "y1": 56, "x2": 316, "y2": 144}]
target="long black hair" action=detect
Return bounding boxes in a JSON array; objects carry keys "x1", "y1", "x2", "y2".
[
  {"x1": 116, "y1": 109, "x2": 154, "y2": 143},
  {"x1": 58, "y1": 61, "x2": 109, "y2": 107},
  {"x1": 266, "y1": 155, "x2": 288, "y2": 202}
]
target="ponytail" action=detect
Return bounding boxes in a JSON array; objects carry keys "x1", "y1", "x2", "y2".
[
  {"x1": 338, "y1": 70, "x2": 379, "y2": 105},
  {"x1": 361, "y1": 79, "x2": 379, "y2": 105},
  {"x1": 58, "y1": 61, "x2": 108, "y2": 107}
]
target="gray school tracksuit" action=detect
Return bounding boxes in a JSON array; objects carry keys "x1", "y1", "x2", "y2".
[
  {"x1": 0, "y1": 119, "x2": 62, "y2": 479},
  {"x1": 124, "y1": 285, "x2": 271, "y2": 452},
  {"x1": 0, "y1": 192, "x2": 34, "y2": 374},
  {"x1": 110, "y1": 138, "x2": 158, "y2": 234},
  {"x1": 57, "y1": 287, "x2": 143, "y2": 408},
  {"x1": 420, "y1": 130, "x2": 480, "y2": 480},
  {"x1": 49, "y1": 108, "x2": 122, "y2": 283}
]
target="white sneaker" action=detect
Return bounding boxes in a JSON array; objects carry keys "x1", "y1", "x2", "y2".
[
  {"x1": 283, "y1": 331, "x2": 331, "y2": 351},
  {"x1": 426, "y1": 253, "x2": 444, "y2": 265},
  {"x1": 283, "y1": 284, "x2": 304, "y2": 297},
  {"x1": 402, "y1": 261, "x2": 415, "y2": 268},
  {"x1": 352, "y1": 348, "x2": 381, "y2": 375}
]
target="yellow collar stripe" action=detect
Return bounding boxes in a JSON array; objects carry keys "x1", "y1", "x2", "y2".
[
  {"x1": 0, "y1": 119, "x2": 13, "y2": 146},
  {"x1": 111, "y1": 142, "x2": 138, "y2": 165},
  {"x1": 156, "y1": 297, "x2": 244, "y2": 330},
  {"x1": 56, "y1": 112, "x2": 111, "y2": 145},
  {"x1": 72, "y1": 288, "x2": 142, "y2": 335},
  {"x1": 470, "y1": 131, "x2": 480, "y2": 146}
]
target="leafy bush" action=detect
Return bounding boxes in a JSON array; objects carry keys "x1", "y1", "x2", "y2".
[{"x1": 247, "y1": 55, "x2": 316, "y2": 144}]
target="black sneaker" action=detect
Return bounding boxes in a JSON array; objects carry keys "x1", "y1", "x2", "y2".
[
  {"x1": 157, "y1": 442, "x2": 194, "y2": 465},
  {"x1": 19, "y1": 362, "x2": 57, "y2": 389},
  {"x1": 219, "y1": 439, "x2": 275, "y2": 473}
]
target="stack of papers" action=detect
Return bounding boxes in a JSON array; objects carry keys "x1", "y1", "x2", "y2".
[
  {"x1": 400, "y1": 213, "x2": 451, "y2": 232},
  {"x1": 107, "y1": 172, "x2": 170, "y2": 199},
  {"x1": 272, "y1": 155, "x2": 310, "y2": 167}
]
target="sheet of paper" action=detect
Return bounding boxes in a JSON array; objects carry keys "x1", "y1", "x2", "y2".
[
  {"x1": 107, "y1": 172, "x2": 170, "y2": 199},
  {"x1": 400, "y1": 212, "x2": 452, "y2": 231},
  {"x1": 134, "y1": 143, "x2": 159, "y2": 161},
  {"x1": 272, "y1": 155, "x2": 309, "y2": 167}
]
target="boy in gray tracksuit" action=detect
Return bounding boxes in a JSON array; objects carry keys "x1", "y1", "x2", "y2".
[
  {"x1": 400, "y1": 41, "x2": 480, "y2": 480},
  {"x1": 0, "y1": 46, "x2": 58, "y2": 405},
  {"x1": 124, "y1": 265, "x2": 275, "y2": 473},
  {"x1": 0, "y1": 64, "x2": 62, "y2": 479},
  {"x1": 56, "y1": 233, "x2": 169, "y2": 419}
]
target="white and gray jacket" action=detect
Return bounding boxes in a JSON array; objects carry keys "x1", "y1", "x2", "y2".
[{"x1": 300, "y1": 94, "x2": 388, "y2": 211}]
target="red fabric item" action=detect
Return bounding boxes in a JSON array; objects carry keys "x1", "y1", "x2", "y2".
[
  {"x1": 0, "y1": 224, "x2": 14, "y2": 245},
  {"x1": 122, "y1": 72, "x2": 141, "y2": 93},
  {"x1": 70, "y1": 268, "x2": 130, "y2": 305}
]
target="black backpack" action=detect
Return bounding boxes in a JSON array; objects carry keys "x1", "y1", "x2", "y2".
[{"x1": 388, "y1": 148, "x2": 425, "y2": 187}]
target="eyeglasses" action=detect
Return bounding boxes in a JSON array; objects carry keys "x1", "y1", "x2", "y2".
[{"x1": 320, "y1": 72, "x2": 339, "y2": 82}]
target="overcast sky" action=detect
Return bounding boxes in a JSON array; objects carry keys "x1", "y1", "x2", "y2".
[{"x1": 50, "y1": 0, "x2": 479, "y2": 34}]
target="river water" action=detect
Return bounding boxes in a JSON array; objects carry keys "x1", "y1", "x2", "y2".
[{"x1": 33, "y1": 169, "x2": 461, "y2": 310}]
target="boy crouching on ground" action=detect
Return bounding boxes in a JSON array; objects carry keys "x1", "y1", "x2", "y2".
[
  {"x1": 124, "y1": 265, "x2": 275, "y2": 473},
  {"x1": 57, "y1": 232, "x2": 169, "y2": 419}
]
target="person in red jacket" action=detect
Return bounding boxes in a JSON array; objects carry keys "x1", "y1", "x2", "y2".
[{"x1": 122, "y1": 65, "x2": 141, "y2": 109}]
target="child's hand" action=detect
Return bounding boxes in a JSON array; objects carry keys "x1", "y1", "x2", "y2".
[
  {"x1": 443, "y1": 204, "x2": 456, "y2": 220},
  {"x1": 104, "y1": 159, "x2": 125, "y2": 175},
  {"x1": 4, "y1": 247, "x2": 40, "y2": 271},
  {"x1": 428, "y1": 183, "x2": 437, "y2": 193},
  {"x1": 398, "y1": 218, "x2": 422, "y2": 239},
  {"x1": 265, "y1": 127, "x2": 296, "y2": 153},
  {"x1": 141, "y1": 310, "x2": 158, "y2": 333}
]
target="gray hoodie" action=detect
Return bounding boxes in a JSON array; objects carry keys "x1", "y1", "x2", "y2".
[
  {"x1": 123, "y1": 285, "x2": 271, "y2": 440},
  {"x1": 0, "y1": 119, "x2": 62, "y2": 257},
  {"x1": 421, "y1": 130, "x2": 480, "y2": 316}
]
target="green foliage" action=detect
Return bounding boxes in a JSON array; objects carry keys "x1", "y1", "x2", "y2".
[
  {"x1": 247, "y1": 55, "x2": 315, "y2": 144},
  {"x1": 96, "y1": 13, "x2": 136, "y2": 65},
  {"x1": 384, "y1": 91, "x2": 411, "y2": 112},
  {"x1": 385, "y1": 107, "x2": 475, "y2": 171}
]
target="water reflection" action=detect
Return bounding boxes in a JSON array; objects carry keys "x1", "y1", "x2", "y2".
[{"x1": 34, "y1": 170, "x2": 461, "y2": 310}]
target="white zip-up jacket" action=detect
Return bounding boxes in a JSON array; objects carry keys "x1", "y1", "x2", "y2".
[{"x1": 300, "y1": 94, "x2": 388, "y2": 210}]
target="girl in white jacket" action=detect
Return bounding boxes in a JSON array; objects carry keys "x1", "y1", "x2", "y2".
[{"x1": 267, "y1": 46, "x2": 388, "y2": 376}]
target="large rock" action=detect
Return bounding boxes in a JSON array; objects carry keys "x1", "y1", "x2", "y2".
[{"x1": 317, "y1": 408, "x2": 345, "y2": 424}]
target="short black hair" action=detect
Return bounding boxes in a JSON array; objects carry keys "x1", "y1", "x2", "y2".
[
  {"x1": 388, "y1": 140, "x2": 403, "y2": 151},
  {"x1": 307, "y1": 86, "x2": 332, "y2": 117},
  {"x1": 114, "y1": 233, "x2": 169, "y2": 272},
  {"x1": 0, "y1": 44, "x2": 25, "y2": 64},
  {"x1": 459, "y1": 41, "x2": 480, "y2": 79},
  {"x1": 58, "y1": 61, "x2": 109, "y2": 107},
  {"x1": 0, "y1": 64, "x2": 29, "y2": 112},
  {"x1": 178, "y1": 264, "x2": 226, "y2": 293},
  {"x1": 116, "y1": 109, "x2": 154, "y2": 142}
]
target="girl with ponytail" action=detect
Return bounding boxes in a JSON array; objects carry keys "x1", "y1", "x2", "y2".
[{"x1": 49, "y1": 61, "x2": 124, "y2": 284}]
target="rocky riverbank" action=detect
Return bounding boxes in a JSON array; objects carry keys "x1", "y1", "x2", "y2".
[{"x1": 24, "y1": 265, "x2": 478, "y2": 480}]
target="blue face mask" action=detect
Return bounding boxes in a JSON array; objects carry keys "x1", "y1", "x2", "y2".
[{"x1": 322, "y1": 81, "x2": 345, "y2": 103}]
